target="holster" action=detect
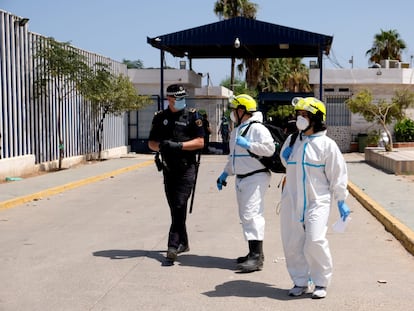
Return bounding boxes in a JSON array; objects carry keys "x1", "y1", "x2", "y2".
[{"x1": 154, "y1": 152, "x2": 164, "y2": 171}]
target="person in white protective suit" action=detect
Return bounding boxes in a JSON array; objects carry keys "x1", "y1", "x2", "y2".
[
  {"x1": 216, "y1": 94, "x2": 275, "y2": 273},
  {"x1": 279, "y1": 97, "x2": 351, "y2": 299}
]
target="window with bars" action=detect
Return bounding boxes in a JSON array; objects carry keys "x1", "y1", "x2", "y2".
[{"x1": 325, "y1": 95, "x2": 352, "y2": 126}]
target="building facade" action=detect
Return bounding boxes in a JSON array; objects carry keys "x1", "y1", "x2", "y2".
[
  {"x1": 310, "y1": 63, "x2": 414, "y2": 151},
  {"x1": 127, "y1": 68, "x2": 232, "y2": 153}
]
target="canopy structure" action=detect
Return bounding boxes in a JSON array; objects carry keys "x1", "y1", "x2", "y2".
[{"x1": 147, "y1": 16, "x2": 333, "y2": 99}]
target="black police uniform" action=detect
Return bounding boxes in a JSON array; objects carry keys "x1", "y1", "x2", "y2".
[{"x1": 149, "y1": 107, "x2": 204, "y2": 251}]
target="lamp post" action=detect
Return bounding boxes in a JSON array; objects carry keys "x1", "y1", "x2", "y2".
[
  {"x1": 14, "y1": 17, "x2": 29, "y2": 27},
  {"x1": 18, "y1": 18, "x2": 29, "y2": 26},
  {"x1": 230, "y1": 37, "x2": 240, "y2": 91}
]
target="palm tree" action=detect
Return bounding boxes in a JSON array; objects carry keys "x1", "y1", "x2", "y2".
[
  {"x1": 283, "y1": 58, "x2": 311, "y2": 92},
  {"x1": 213, "y1": 1, "x2": 310, "y2": 93},
  {"x1": 254, "y1": 59, "x2": 278, "y2": 92},
  {"x1": 238, "y1": 58, "x2": 270, "y2": 90},
  {"x1": 366, "y1": 29, "x2": 407, "y2": 65},
  {"x1": 257, "y1": 58, "x2": 310, "y2": 93},
  {"x1": 213, "y1": 0, "x2": 258, "y2": 90},
  {"x1": 213, "y1": 0, "x2": 258, "y2": 19}
]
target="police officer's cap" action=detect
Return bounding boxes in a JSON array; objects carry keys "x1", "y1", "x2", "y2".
[{"x1": 166, "y1": 84, "x2": 187, "y2": 99}]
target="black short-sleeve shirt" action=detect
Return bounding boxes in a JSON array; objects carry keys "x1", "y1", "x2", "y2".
[{"x1": 149, "y1": 107, "x2": 204, "y2": 168}]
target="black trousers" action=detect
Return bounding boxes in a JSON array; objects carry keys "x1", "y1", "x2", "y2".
[{"x1": 163, "y1": 164, "x2": 196, "y2": 248}]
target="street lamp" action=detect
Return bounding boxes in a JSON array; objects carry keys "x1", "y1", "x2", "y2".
[
  {"x1": 234, "y1": 37, "x2": 240, "y2": 49},
  {"x1": 231, "y1": 38, "x2": 241, "y2": 91},
  {"x1": 15, "y1": 17, "x2": 29, "y2": 26}
]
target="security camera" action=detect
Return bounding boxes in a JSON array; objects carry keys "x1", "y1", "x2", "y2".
[{"x1": 234, "y1": 38, "x2": 240, "y2": 49}]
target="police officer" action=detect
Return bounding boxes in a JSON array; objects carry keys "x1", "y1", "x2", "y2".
[
  {"x1": 148, "y1": 84, "x2": 204, "y2": 262},
  {"x1": 218, "y1": 116, "x2": 230, "y2": 154}
]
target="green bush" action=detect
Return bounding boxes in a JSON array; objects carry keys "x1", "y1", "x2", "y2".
[
  {"x1": 267, "y1": 105, "x2": 295, "y2": 120},
  {"x1": 394, "y1": 118, "x2": 414, "y2": 142},
  {"x1": 367, "y1": 130, "x2": 380, "y2": 145}
]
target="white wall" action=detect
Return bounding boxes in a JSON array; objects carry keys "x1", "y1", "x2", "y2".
[
  {"x1": 128, "y1": 69, "x2": 202, "y2": 96},
  {"x1": 311, "y1": 67, "x2": 414, "y2": 140}
]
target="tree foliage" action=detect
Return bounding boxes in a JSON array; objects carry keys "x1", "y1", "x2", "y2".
[
  {"x1": 213, "y1": 0, "x2": 258, "y2": 19},
  {"x1": 267, "y1": 104, "x2": 295, "y2": 123},
  {"x1": 81, "y1": 62, "x2": 151, "y2": 158},
  {"x1": 34, "y1": 38, "x2": 90, "y2": 95},
  {"x1": 213, "y1": 0, "x2": 259, "y2": 90},
  {"x1": 34, "y1": 37, "x2": 151, "y2": 162},
  {"x1": 240, "y1": 58, "x2": 269, "y2": 90},
  {"x1": 365, "y1": 29, "x2": 407, "y2": 65},
  {"x1": 258, "y1": 58, "x2": 310, "y2": 93},
  {"x1": 122, "y1": 59, "x2": 144, "y2": 69},
  {"x1": 394, "y1": 118, "x2": 414, "y2": 142},
  {"x1": 34, "y1": 37, "x2": 91, "y2": 169},
  {"x1": 82, "y1": 62, "x2": 150, "y2": 114},
  {"x1": 221, "y1": 77, "x2": 255, "y2": 97},
  {"x1": 213, "y1": 1, "x2": 310, "y2": 93},
  {"x1": 346, "y1": 89, "x2": 414, "y2": 151}
]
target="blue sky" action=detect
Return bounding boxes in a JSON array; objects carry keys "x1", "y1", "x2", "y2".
[{"x1": 2, "y1": 0, "x2": 414, "y2": 86}]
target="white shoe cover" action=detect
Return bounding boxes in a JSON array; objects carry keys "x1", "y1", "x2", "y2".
[{"x1": 312, "y1": 286, "x2": 327, "y2": 299}]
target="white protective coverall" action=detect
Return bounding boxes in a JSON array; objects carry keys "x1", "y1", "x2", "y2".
[
  {"x1": 279, "y1": 130, "x2": 348, "y2": 288},
  {"x1": 222, "y1": 112, "x2": 275, "y2": 241}
]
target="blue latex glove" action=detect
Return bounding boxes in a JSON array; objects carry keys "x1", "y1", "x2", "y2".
[
  {"x1": 216, "y1": 172, "x2": 228, "y2": 191},
  {"x1": 337, "y1": 200, "x2": 350, "y2": 221},
  {"x1": 282, "y1": 146, "x2": 292, "y2": 161},
  {"x1": 236, "y1": 136, "x2": 251, "y2": 150}
]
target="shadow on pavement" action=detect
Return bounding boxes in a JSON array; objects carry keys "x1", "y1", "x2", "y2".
[
  {"x1": 92, "y1": 250, "x2": 238, "y2": 270},
  {"x1": 176, "y1": 254, "x2": 238, "y2": 270},
  {"x1": 92, "y1": 249, "x2": 166, "y2": 263},
  {"x1": 202, "y1": 280, "x2": 306, "y2": 300}
]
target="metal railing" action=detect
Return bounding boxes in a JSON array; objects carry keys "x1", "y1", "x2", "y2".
[{"x1": 1, "y1": 9, "x2": 127, "y2": 163}]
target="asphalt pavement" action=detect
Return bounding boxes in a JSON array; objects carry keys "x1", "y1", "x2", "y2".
[
  {"x1": 1, "y1": 152, "x2": 413, "y2": 255},
  {"x1": 0, "y1": 152, "x2": 414, "y2": 310}
]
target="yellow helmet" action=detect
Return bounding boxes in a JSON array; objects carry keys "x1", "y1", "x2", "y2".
[
  {"x1": 229, "y1": 94, "x2": 257, "y2": 112},
  {"x1": 292, "y1": 97, "x2": 326, "y2": 121}
]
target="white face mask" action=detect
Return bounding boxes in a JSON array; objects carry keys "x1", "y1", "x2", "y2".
[
  {"x1": 296, "y1": 115, "x2": 310, "y2": 131},
  {"x1": 230, "y1": 110, "x2": 237, "y2": 123}
]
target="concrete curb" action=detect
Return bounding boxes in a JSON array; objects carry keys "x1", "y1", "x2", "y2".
[
  {"x1": 0, "y1": 160, "x2": 153, "y2": 211},
  {"x1": 348, "y1": 181, "x2": 414, "y2": 256}
]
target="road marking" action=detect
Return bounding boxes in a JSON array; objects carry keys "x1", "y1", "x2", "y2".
[{"x1": 0, "y1": 160, "x2": 153, "y2": 211}]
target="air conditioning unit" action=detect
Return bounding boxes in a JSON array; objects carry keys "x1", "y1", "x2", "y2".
[
  {"x1": 388, "y1": 60, "x2": 400, "y2": 68},
  {"x1": 309, "y1": 60, "x2": 319, "y2": 69},
  {"x1": 380, "y1": 59, "x2": 400, "y2": 68}
]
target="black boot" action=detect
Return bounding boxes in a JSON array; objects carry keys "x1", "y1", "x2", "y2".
[
  {"x1": 236, "y1": 251, "x2": 264, "y2": 264},
  {"x1": 236, "y1": 253, "x2": 249, "y2": 264},
  {"x1": 237, "y1": 240, "x2": 264, "y2": 272},
  {"x1": 236, "y1": 242, "x2": 252, "y2": 263}
]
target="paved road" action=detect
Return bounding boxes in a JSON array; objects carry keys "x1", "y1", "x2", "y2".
[
  {"x1": 0, "y1": 154, "x2": 414, "y2": 310},
  {"x1": 344, "y1": 152, "x2": 414, "y2": 255}
]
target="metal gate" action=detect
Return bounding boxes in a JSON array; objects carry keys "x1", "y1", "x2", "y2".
[{"x1": 324, "y1": 94, "x2": 352, "y2": 152}]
